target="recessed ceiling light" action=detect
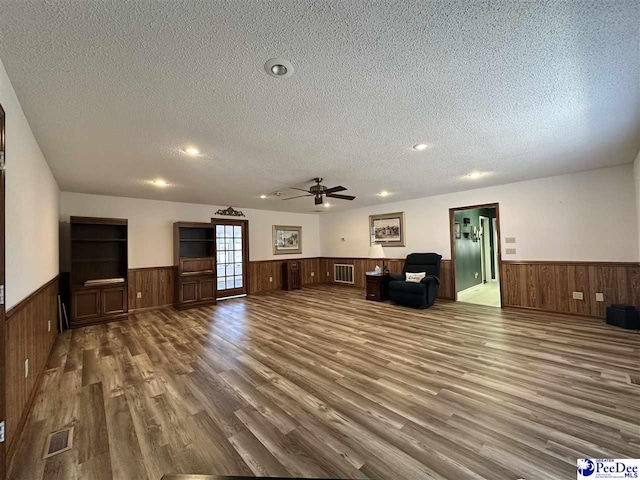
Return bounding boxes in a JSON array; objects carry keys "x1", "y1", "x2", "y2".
[
  {"x1": 151, "y1": 179, "x2": 169, "y2": 187},
  {"x1": 182, "y1": 147, "x2": 200, "y2": 156},
  {"x1": 264, "y1": 58, "x2": 294, "y2": 78},
  {"x1": 413, "y1": 143, "x2": 429, "y2": 151},
  {"x1": 467, "y1": 171, "x2": 484, "y2": 179},
  {"x1": 324, "y1": 203, "x2": 331, "y2": 208},
  {"x1": 259, "y1": 194, "x2": 267, "y2": 199},
  {"x1": 379, "y1": 190, "x2": 389, "y2": 197}
]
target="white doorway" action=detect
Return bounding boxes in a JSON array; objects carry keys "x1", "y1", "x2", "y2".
[{"x1": 480, "y1": 216, "x2": 492, "y2": 283}]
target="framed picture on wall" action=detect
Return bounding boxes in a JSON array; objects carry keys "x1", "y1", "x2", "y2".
[
  {"x1": 454, "y1": 222, "x2": 461, "y2": 239},
  {"x1": 369, "y1": 212, "x2": 405, "y2": 247},
  {"x1": 272, "y1": 225, "x2": 302, "y2": 254}
]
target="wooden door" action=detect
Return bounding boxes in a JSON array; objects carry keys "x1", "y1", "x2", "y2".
[
  {"x1": 211, "y1": 219, "x2": 249, "y2": 298},
  {"x1": 180, "y1": 280, "x2": 198, "y2": 304},
  {"x1": 73, "y1": 289, "x2": 100, "y2": 321},
  {"x1": 0, "y1": 103, "x2": 6, "y2": 479},
  {"x1": 198, "y1": 278, "x2": 216, "y2": 302},
  {"x1": 101, "y1": 287, "x2": 127, "y2": 316}
]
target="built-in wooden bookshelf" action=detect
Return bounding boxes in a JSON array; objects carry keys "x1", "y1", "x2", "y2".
[
  {"x1": 70, "y1": 217, "x2": 128, "y2": 327},
  {"x1": 174, "y1": 222, "x2": 217, "y2": 310}
]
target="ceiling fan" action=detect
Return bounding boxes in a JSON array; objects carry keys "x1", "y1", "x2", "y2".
[{"x1": 283, "y1": 177, "x2": 356, "y2": 205}]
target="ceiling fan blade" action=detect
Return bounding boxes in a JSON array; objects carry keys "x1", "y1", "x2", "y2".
[
  {"x1": 326, "y1": 193, "x2": 356, "y2": 201},
  {"x1": 315, "y1": 196, "x2": 323, "y2": 205},
  {"x1": 325, "y1": 186, "x2": 347, "y2": 194},
  {"x1": 282, "y1": 194, "x2": 313, "y2": 200},
  {"x1": 288, "y1": 187, "x2": 311, "y2": 193}
]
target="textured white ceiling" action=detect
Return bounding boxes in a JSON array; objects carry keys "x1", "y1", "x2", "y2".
[{"x1": 0, "y1": 0, "x2": 638, "y2": 213}]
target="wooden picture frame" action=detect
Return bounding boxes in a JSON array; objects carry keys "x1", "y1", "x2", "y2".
[
  {"x1": 369, "y1": 212, "x2": 405, "y2": 247},
  {"x1": 272, "y1": 225, "x2": 302, "y2": 255}
]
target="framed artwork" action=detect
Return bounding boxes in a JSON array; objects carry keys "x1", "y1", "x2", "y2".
[
  {"x1": 454, "y1": 222, "x2": 461, "y2": 239},
  {"x1": 272, "y1": 225, "x2": 302, "y2": 254},
  {"x1": 369, "y1": 212, "x2": 405, "y2": 247}
]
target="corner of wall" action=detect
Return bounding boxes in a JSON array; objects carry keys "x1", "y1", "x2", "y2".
[{"x1": 634, "y1": 150, "x2": 640, "y2": 261}]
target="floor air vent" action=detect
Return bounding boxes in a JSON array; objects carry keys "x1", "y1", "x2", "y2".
[
  {"x1": 334, "y1": 264, "x2": 355, "y2": 284},
  {"x1": 43, "y1": 426, "x2": 74, "y2": 459}
]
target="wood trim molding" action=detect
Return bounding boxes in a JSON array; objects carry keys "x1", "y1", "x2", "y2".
[
  {"x1": 501, "y1": 260, "x2": 640, "y2": 266},
  {"x1": 5, "y1": 274, "x2": 60, "y2": 320}
]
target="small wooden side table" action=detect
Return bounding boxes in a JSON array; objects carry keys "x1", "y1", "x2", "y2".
[{"x1": 365, "y1": 273, "x2": 390, "y2": 302}]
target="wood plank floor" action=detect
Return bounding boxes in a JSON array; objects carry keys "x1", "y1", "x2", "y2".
[{"x1": 8, "y1": 285, "x2": 640, "y2": 480}]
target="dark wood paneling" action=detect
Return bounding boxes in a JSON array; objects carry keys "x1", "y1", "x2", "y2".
[
  {"x1": 124, "y1": 258, "x2": 640, "y2": 318},
  {"x1": 5, "y1": 276, "x2": 59, "y2": 462},
  {"x1": 501, "y1": 261, "x2": 640, "y2": 317},
  {"x1": 127, "y1": 266, "x2": 176, "y2": 311},
  {"x1": 248, "y1": 257, "x2": 455, "y2": 300}
]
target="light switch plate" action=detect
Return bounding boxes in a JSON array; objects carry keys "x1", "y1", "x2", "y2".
[
  {"x1": 505, "y1": 237, "x2": 516, "y2": 244},
  {"x1": 136, "y1": 292, "x2": 142, "y2": 299},
  {"x1": 505, "y1": 248, "x2": 516, "y2": 255},
  {"x1": 269, "y1": 276, "x2": 273, "y2": 282},
  {"x1": 48, "y1": 320, "x2": 51, "y2": 332},
  {"x1": 572, "y1": 291, "x2": 584, "y2": 300},
  {"x1": 311, "y1": 272, "x2": 315, "y2": 277},
  {"x1": 25, "y1": 359, "x2": 29, "y2": 378},
  {"x1": 595, "y1": 292, "x2": 604, "y2": 302}
]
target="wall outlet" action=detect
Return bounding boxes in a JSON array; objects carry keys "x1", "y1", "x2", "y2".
[
  {"x1": 572, "y1": 291, "x2": 584, "y2": 300},
  {"x1": 136, "y1": 292, "x2": 142, "y2": 299},
  {"x1": 25, "y1": 359, "x2": 29, "y2": 378},
  {"x1": 311, "y1": 271, "x2": 315, "y2": 277},
  {"x1": 269, "y1": 276, "x2": 273, "y2": 283},
  {"x1": 505, "y1": 237, "x2": 516, "y2": 244},
  {"x1": 505, "y1": 248, "x2": 516, "y2": 255},
  {"x1": 48, "y1": 320, "x2": 51, "y2": 332},
  {"x1": 326, "y1": 272, "x2": 330, "y2": 277},
  {"x1": 595, "y1": 292, "x2": 604, "y2": 302}
]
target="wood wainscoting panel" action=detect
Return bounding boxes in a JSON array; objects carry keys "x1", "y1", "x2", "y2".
[
  {"x1": 127, "y1": 266, "x2": 176, "y2": 311},
  {"x1": 4, "y1": 276, "x2": 59, "y2": 460},
  {"x1": 501, "y1": 261, "x2": 640, "y2": 317}
]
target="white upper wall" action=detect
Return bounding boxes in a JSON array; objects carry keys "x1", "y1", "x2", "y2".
[
  {"x1": 0, "y1": 58, "x2": 59, "y2": 309},
  {"x1": 59, "y1": 193, "x2": 321, "y2": 269},
  {"x1": 320, "y1": 165, "x2": 638, "y2": 262},
  {"x1": 635, "y1": 151, "x2": 640, "y2": 259}
]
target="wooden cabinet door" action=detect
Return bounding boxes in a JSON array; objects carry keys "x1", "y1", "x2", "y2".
[
  {"x1": 73, "y1": 289, "x2": 100, "y2": 320},
  {"x1": 101, "y1": 287, "x2": 127, "y2": 316},
  {"x1": 180, "y1": 280, "x2": 198, "y2": 304},
  {"x1": 291, "y1": 264, "x2": 301, "y2": 289},
  {"x1": 198, "y1": 278, "x2": 216, "y2": 301}
]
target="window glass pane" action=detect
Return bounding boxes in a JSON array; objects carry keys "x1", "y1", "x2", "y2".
[
  {"x1": 225, "y1": 225, "x2": 233, "y2": 237},
  {"x1": 234, "y1": 238, "x2": 242, "y2": 250},
  {"x1": 217, "y1": 264, "x2": 225, "y2": 276},
  {"x1": 234, "y1": 263, "x2": 242, "y2": 274},
  {"x1": 234, "y1": 251, "x2": 242, "y2": 262},
  {"x1": 217, "y1": 251, "x2": 225, "y2": 263},
  {"x1": 235, "y1": 276, "x2": 243, "y2": 288},
  {"x1": 216, "y1": 225, "x2": 225, "y2": 237},
  {"x1": 217, "y1": 239, "x2": 225, "y2": 250},
  {"x1": 225, "y1": 238, "x2": 234, "y2": 251},
  {"x1": 234, "y1": 226, "x2": 241, "y2": 238},
  {"x1": 225, "y1": 264, "x2": 234, "y2": 276},
  {"x1": 226, "y1": 277, "x2": 234, "y2": 289},
  {"x1": 217, "y1": 279, "x2": 226, "y2": 290}
]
